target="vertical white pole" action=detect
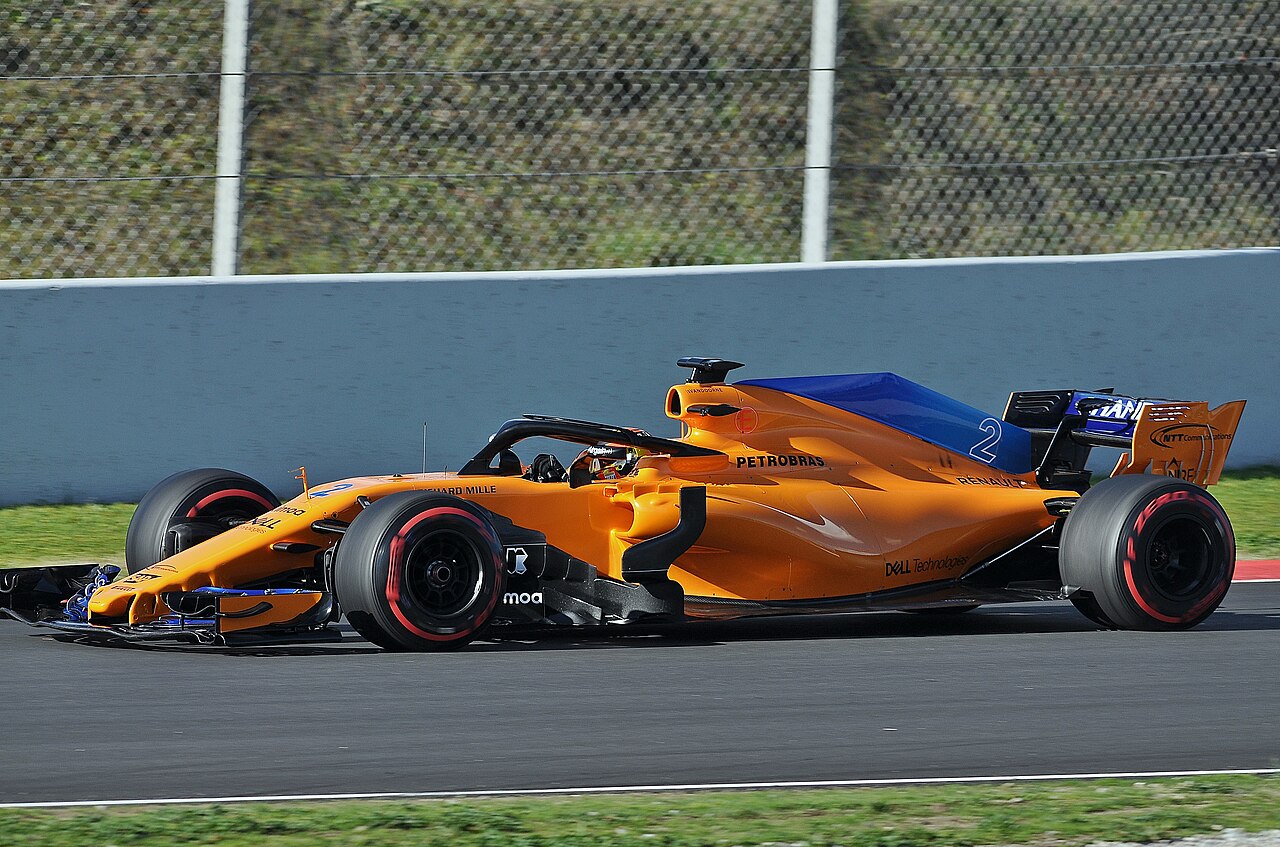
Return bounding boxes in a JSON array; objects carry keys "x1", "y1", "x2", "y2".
[
  {"x1": 212, "y1": 0, "x2": 250, "y2": 276},
  {"x1": 801, "y1": 0, "x2": 838, "y2": 263}
]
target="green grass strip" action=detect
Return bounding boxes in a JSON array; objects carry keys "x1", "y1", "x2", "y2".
[
  {"x1": 2, "y1": 776, "x2": 1279, "y2": 847},
  {"x1": 1, "y1": 468, "x2": 1277, "y2": 568},
  {"x1": 0, "y1": 502, "x2": 134, "y2": 568},
  {"x1": 1213, "y1": 468, "x2": 1280, "y2": 559}
]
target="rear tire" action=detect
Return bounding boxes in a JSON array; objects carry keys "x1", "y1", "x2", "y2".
[
  {"x1": 1060, "y1": 475, "x2": 1234, "y2": 631},
  {"x1": 333, "y1": 492, "x2": 506, "y2": 651},
  {"x1": 124, "y1": 468, "x2": 279, "y2": 574}
]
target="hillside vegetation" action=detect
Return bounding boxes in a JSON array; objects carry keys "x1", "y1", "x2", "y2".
[{"x1": 1, "y1": 0, "x2": 1275, "y2": 277}]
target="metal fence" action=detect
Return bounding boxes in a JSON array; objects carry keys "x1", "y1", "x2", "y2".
[
  {"x1": 2, "y1": 3, "x2": 223, "y2": 277},
  {"x1": 866, "y1": 1, "x2": 1280, "y2": 260},
  {"x1": 2, "y1": 0, "x2": 1277, "y2": 278}
]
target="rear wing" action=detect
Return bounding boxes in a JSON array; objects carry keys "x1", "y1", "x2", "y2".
[
  {"x1": 1004, "y1": 390, "x2": 1245, "y2": 489},
  {"x1": 1112, "y1": 399, "x2": 1246, "y2": 485}
]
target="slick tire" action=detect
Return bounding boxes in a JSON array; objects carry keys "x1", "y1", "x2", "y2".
[
  {"x1": 124, "y1": 468, "x2": 280, "y2": 575},
  {"x1": 1059, "y1": 474, "x2": 1234, "y2": 631},
  {"x1": 333, "y1": 492, "x2": 506, "y2": 652}
]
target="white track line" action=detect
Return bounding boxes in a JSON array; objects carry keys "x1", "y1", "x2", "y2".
[{"x1": 3, "y1": 768, "x2": 1277, "y2": 810}]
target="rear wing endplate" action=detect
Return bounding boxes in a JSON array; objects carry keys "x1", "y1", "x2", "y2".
[{"x1": 1111, "y1": 399, "x2": 1246, "y2": 486}]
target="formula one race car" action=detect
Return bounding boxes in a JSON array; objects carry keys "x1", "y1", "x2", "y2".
[{"x1": 0, "y1": 358, "x2": 1246, "y2": 649}]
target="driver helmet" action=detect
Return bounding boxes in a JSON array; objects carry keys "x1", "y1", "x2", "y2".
[{"x1": 578, "y1": 444, "x2": 641, "y2": 481}]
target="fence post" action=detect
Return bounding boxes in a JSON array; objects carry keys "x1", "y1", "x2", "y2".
[
  {"x1": 801, "y1": 0, "x2": 838, "y2": 263},
  {"x1": 211, "y1": 0, "x2": 250, "y2": 276}
]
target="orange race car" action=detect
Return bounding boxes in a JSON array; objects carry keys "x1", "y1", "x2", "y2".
[{"x1": 1, "y1": 358, "x2": 1246, "y2": 650}]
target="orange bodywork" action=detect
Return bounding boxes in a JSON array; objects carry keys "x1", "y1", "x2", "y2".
[{"x1": 88, "y1": 376, "x2": 1071, "y2": 627}]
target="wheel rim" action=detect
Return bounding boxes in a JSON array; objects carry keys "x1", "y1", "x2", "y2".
[
  {"x1": 1144, "y1": 516, "x2": 1215, "y2": 601},
  {"x1": 403, "y1": 529, "x2": 484, "y2": 619}
]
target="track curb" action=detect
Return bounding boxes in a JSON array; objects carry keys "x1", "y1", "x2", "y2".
[{"x1": 1235, "y1": 560, "x2": 1280, "y2": 582}]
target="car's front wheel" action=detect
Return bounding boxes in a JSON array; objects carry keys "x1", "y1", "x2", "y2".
[
  {"x1": 333, "y1": 492, "x2": 506, "y2": 651},
  {"x1": 125, "y1": 468, "x2": 279, "y2": 574},
  {"x1": 1059, "y1": 474, "x2": 1234, "y2": 631}
]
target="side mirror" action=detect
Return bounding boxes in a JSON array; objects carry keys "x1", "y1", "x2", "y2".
[{"x1": 494, "y1": 448, "x2": 522, "y2": 476}]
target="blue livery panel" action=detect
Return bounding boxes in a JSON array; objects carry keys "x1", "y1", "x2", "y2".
[
  {"x1": 738, "y1": 373, "x2": 1033, "y2": 475},
  {"x1": 1067, "y1": 392, "x2": 1148, "y2": 440}
]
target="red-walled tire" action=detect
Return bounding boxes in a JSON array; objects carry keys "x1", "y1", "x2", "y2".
[
  {"x1": 1060, "y1": 475, "x2": 1234, "y2": 631},
  {"x1": 333, "y1": 492, "x2": 505, "y2": 651},
  {"x1": 124, "y1": 468, "x2": 279, "y2": 575}
]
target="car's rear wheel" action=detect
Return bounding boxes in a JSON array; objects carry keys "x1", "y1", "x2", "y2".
[
  {"x1": 333, "y1": 492, "x2": 505, "y2": 651},
  {"x1": 1059, "y1": 475, "x2": 1234, "y2": 631},
  {"x1": 125, "y1": 468, "x2": 279, "y2": 574}
]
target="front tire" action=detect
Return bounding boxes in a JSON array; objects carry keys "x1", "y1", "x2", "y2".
[
  {"x1": 333, "y1": 492, "x2": 506, "y2": 651},
  {"x1": 124, "y1": 468, "x2": 279, "y2": 574},
  {"x1": 1060, "y1": 475, "x2": 1234, "y2": 631}
]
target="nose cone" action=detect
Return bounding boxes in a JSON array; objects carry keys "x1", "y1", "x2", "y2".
[{"x1": 86, "y1": 580, "x2": 142, "y2": 622}]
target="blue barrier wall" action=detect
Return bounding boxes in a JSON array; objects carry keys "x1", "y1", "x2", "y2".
[{"x1": 2, "y1": 248, "x2": 1277, "y2": 506}]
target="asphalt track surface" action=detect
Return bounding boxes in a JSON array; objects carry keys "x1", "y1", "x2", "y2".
[{"x1": 2, "y1": 583, "x2": 1278, "y2": 804}]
